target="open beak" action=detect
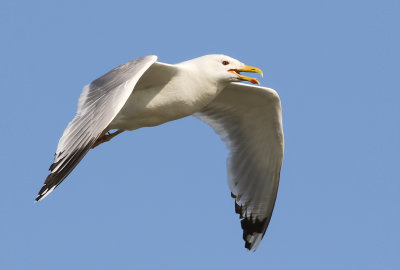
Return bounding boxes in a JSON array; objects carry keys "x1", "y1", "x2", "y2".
[{"x1": 228, "y1": 65, "x2": 263, "y2": 84}]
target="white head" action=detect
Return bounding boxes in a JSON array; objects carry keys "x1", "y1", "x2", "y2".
[{"x1": 180, "y1": 54, "x2": 263, "y2": 86}]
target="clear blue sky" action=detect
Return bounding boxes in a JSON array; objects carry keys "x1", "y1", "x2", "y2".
[{"x1": 1, "y1": 0, "x2": 399, "y2": 269}]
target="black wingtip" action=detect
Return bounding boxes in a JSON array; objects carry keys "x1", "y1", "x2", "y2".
[
  {"x1": 231, "y1": 192, "x2": 271, "y2": 250},
  {"x1": 241, "y1": 216, "x2": 268, "y2": 235},
  {"x1": 35, "y1": 186, "x2": 49, "y2": 201},
  {"x1": 241, "y1": 216, "x2": 269, "y2": 250},
  {"x1": 35, "y1": 181, "x2": 56, "y2": 202},
  {"x1": 37, "y1": 142, "x2": 95, "y2": 202},
  {"x1": 235, "y1": 201, "x2": 243, "y2": 218},
  {"x1": 35, "y1": 187, "x2": 46, "y2": 202},
  {"x1": 245, "y1": 241, "x2": 252, "y2": 250}
]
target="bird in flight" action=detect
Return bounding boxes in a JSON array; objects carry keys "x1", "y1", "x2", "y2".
[{"x1": 36, "y1": 55, "x2": 284, "y2": 250}]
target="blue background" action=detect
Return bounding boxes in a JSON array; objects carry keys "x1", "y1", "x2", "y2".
[{"x1": 1, "y1": 0, "x2": 399, "y2": 269}]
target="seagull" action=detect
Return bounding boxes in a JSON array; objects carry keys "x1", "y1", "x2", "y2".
[{"x1": 36, "y1": 55, "x2": 284, "y2": 250}]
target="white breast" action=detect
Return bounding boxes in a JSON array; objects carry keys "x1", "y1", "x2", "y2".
[{"x1": 108, "y1": 65, "x2": 222, "y2": 130}]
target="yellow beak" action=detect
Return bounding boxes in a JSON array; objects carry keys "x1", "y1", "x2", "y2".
[{"x1": 228, "y1": 65, "x2": 263, "y2": 84}]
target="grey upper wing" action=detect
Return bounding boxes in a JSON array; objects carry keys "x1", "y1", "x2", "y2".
[
  {"x1": 36, "y1": 55, "x2": 157, "y2": 201},
  {"x1": 194, "y1": 82, "x2": 284, "y2": 250}
]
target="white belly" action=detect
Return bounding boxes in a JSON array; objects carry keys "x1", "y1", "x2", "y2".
[{"x1": 108, "y1": 76, "x2": 218, "y2": 130}]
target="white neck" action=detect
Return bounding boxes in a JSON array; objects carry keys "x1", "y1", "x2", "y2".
[{"x1": 175, "y1": 62, "x2": 229, "y2": 108}]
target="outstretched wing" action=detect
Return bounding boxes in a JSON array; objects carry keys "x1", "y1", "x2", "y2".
[
  {"x1": 195, "y1": 82, "x2": 284, "y2": 250},
  {"x1": 36, "y1": 55, "x2": 158, "y2": 201}
]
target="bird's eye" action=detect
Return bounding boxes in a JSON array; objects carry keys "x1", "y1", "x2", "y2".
[{"x1": 222, "y1": 61, "x2": 229, "y2": 65}]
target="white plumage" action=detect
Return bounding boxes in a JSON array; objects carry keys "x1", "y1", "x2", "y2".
[{"x1": 37, "y1": 54, "x2": 284, "y2": 250}]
